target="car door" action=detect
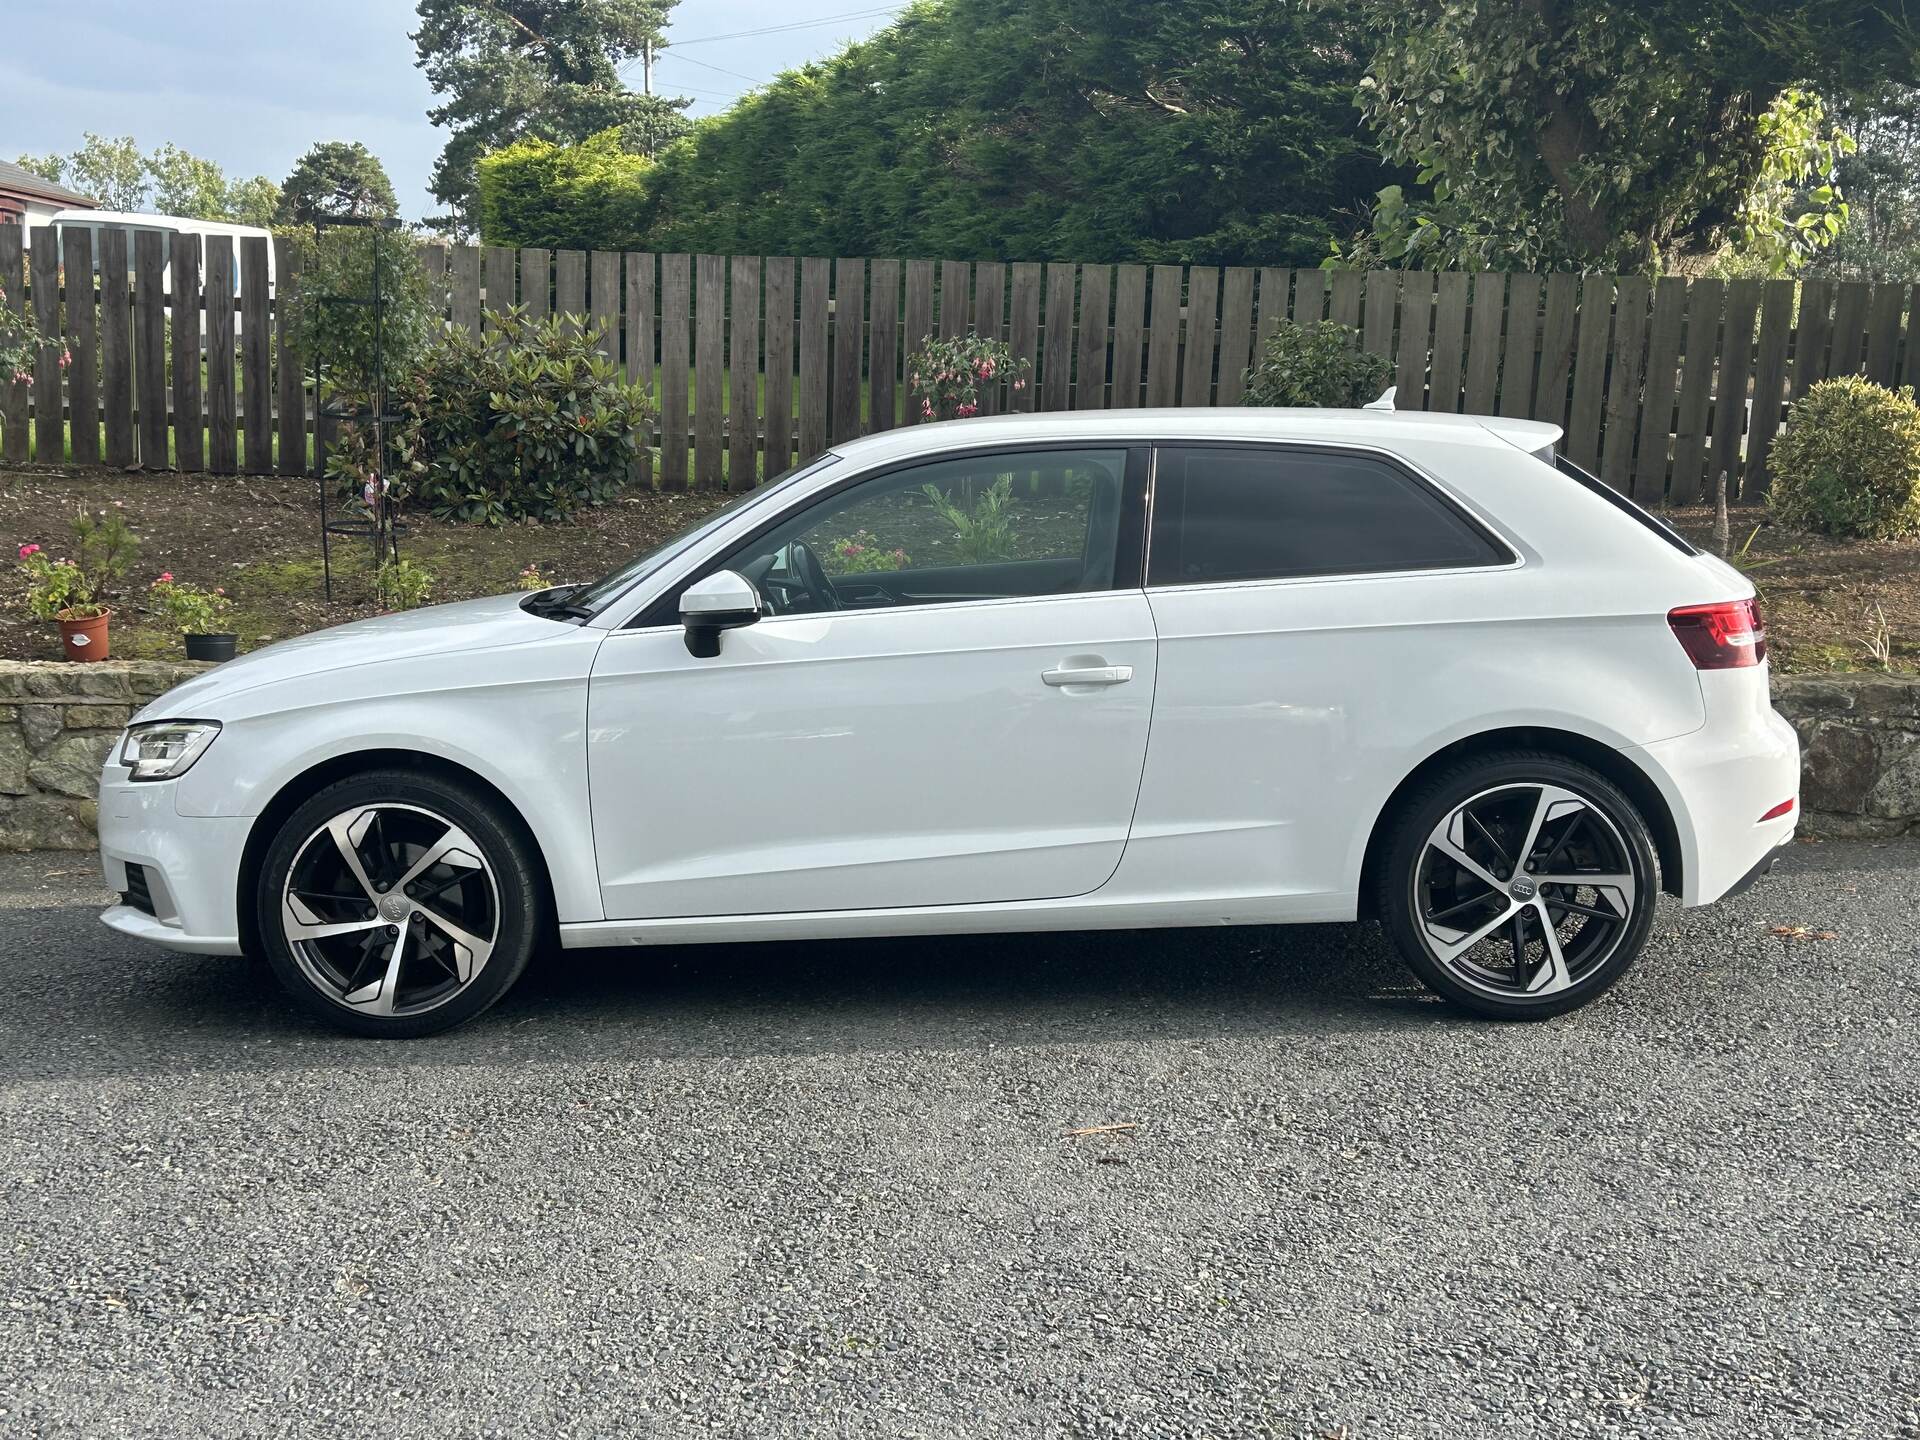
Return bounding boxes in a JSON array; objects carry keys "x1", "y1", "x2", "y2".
[
  {"x1": 1123, "y1": 441, "x2": 1520, "y2": 909},
  {"x1": 587, "y1": 444, "x2": 1156, "y2": 919}
]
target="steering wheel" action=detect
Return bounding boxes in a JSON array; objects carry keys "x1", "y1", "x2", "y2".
[{"x1": 789, "y1": 539, "x2": 841, "y2": 612}]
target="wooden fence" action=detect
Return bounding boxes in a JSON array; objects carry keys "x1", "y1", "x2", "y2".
[{"x1": 7, "y1": 224, "x2": 1920, "y2": 502}]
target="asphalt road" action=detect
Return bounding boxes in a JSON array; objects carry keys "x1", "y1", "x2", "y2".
[{"x1": 1, "y1": 840, "x2": 1916, "y2": 1439}]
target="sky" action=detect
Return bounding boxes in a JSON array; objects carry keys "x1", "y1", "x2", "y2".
[{"x1": 0, "y1": 0, "x2": 903, "y2": 221}]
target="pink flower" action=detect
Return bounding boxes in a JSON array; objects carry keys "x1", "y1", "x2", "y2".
[
  {"x1": 58, "y1": 348, "x2": 71, "y2": 369},
  {"x1": 213, "y1": 587, "x2": 226, "y2": 597},
  {"x1": 18, "y1": 543, "x2": 40, "y2": 558},
  {"x1": 154, "y1": 572, "x2": 174, "y2": 585},
  {"x1": 957, "y1": 402, "x2": 978, "y2": 417},
  {"x1": 921, "y1": 400, "x2": 935, "y2": 418},
  {"x1": 1012, "y1": 378, "x2": 1027, "y2": 391}
]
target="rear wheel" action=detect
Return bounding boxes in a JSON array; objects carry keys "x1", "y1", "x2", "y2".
[
  {"x1": 1377, "y1": 752, "x2": 1660, "y2": 1019},
  {"x1": 256, "y1": 769, "x2": 544, "y2": 1037}
]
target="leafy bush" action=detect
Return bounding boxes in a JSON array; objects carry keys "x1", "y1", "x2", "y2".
[
  {"x1": 1770, "y1": 377, "x2": 1920, "y2": 540},
  {"x1": 283, "y1": 226, "x2": 440, "y2": 393},
  {"x1": 373, "y1": 557, "x2": 434, "y2": 611},
  {"x1": 907, "y1": 334, "x2": 1029, "y2": 422},
  {"x1": 921, "y1": 474, "x2": 1016, "y2": 563},
  {"x1": 476, "y1": 128, "x2": 652, "y2": 252},
  {"x1": 395, "y1": 308, "x2": 655, "y2": 525},
  {"x1": 824, "y1": 530, "x2": 909, "y2": 574},
  {"x1": 1243, "y1": 319, "x2": 1392, "y2": 408},
  {"x1": 147, "y1": 574, "x2": 232, "y2": 633},
  {"x1": 15, "y1": 513, "x2": 140, "y2": 620}
]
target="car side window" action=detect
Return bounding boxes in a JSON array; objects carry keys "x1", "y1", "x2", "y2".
[
  {"x1": 1148, "y1": 445, "x2": 1508, "y2": 586},
  {"x1": 716, "y1": 448, "x2": 1131, "y2": 616}
]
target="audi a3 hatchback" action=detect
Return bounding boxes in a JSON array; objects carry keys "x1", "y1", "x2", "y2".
[{"x1": 98, "y1": 410, "x2": 1800, "y2": 1036}]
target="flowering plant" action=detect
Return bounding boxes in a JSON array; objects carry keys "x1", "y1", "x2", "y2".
[
  {"x1": 15, "y1": 512, "x2": 139, "y2": 620},
  {"x1": 516, "y1": 563, "x2": 553, "y2": 591},
  {"x1": 1, "y1": 278, "x2": 66, "y2": 443},
  {"x1": 907, "y1": 333, "x2": 1029, "y2": 423},
  {"x1": 825, "y1": 530, "x2": 909, "y2": 574},
  {"x1": 374, "y1": 557, "x2": 434, "y2": 611},
  {"x1": 148, "y1": 574, "x2": 232, "y2": 634}
]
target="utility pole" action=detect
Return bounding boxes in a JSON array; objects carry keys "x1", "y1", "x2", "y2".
[{"x1": 641, "y1": 38, "x2": 653, "y2": 95}]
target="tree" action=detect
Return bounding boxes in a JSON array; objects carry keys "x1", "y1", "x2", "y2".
[
  {"x1": 1810, "y1": 84, "x2": 1920, "y2": 282},
  {"x1": 275, "y1": 141, "x2": 400, "y2": 225},
  {"x1": 17, "y1": 134, "x2": 149, "y2": 211},
  {"x1": 1340, "y1": 0, "x2": 1920, "y2": 272},
  {"x1": 148, "y1": 143, "x2": 235, "y2": 219},
  {"x1": 412, "y1": 0, "x2": 687, "y2": 225},
  {"x1": 477, "y1": 0, "x2": 1399, "y2": 267},
  {"x1": 478, "y1": 129, "x2": 650, "y2": 250}
]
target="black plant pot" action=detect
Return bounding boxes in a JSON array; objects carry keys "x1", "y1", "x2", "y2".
[{"x1": 183, "y1": 633, "x2": 237, "y2": 663}]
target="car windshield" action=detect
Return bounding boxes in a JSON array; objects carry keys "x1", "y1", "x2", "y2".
[{"x1": 562, "y1": 454, "x2": 843, "y2": 615}]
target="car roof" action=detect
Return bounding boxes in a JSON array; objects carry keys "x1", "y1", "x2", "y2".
[{"x1": 828, "y1": 407, "x2": 1561, "y2": 467}]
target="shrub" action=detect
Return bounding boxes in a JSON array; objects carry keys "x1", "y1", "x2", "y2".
[
  {"x1": 147, "y1": 575, "x2": 232, "y2": 633},
  {"x1": 921, "y1": 474, "x2": 1016, "y2": 563},
  {"x1": 373, "y1": 557, "x2": 434, "y2": 611},
  {"x1": 907, "y1": 334, "x2": 1028, "y2": 422},
  {"x1": 824, "y1": 530, "x2": 909, "y2": 574},
  {"x1": 395, "y1": 308, "x2": 655, "y2": 525},
  {"x1": 476, "y1": 128, "x2": 651, "y2": 252},
  {"x1": 15, "y1": 513, "x2": 140, "y2": 620},
  {"x1": 283, "y1": 226, "x2": 440, "y2": 393},
  {"x1": 1243, "y1": 318, "x2": 1391, "y2": 408},
  {"x1": 1769, "y1": 376, "x2": 1920, "y2": 540}
]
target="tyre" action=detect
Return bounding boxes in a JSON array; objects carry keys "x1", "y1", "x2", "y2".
[
  {"x1": 1376, "y1": 751, "x2": 1660, "y2": 1020},
  {"x1": 256, "y1": 768, "x2": 545, "y2": 1037}
]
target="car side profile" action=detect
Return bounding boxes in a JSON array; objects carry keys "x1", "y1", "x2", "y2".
[{"x1": 97, "y1": 409, "x2": 1800, "y2": 1036}]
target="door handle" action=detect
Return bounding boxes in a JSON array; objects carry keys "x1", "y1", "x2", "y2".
[{"x1": 1042, "y1": 663, "x2": 1133, "y2": 687}]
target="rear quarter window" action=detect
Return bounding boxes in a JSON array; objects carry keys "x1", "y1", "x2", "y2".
[{"x1": 1148, "y1": 445, "x2": 1511, "y2": 586}]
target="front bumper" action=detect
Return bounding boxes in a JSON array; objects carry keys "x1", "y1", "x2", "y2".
[{"x1": 97, "y1": 767, "x2": 251, "y2": 955}]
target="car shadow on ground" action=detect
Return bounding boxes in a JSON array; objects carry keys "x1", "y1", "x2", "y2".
[{"x1": 1, "y1": 888, "x2": 1472, "y2": 1083}]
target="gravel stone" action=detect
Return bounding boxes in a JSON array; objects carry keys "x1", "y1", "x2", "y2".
[{"x1": 1, "y1": 839, "x2": 1915, "y2": 1438}]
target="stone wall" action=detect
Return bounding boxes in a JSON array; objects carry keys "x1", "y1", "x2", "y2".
[
  {"x1": 1, "y1": 660, "x2": 1916, "y2": 850},
  {"x1": 0, "y1": 660, "x2": 210, "y2": 851},
  {"x1": 1772, "y1": 673, "x2": 1920, "y2": 837}
]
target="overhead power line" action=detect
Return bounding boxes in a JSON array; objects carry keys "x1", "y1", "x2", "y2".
[{"x1": 668, "y1": 7, "x2": 904, "y2": 47}]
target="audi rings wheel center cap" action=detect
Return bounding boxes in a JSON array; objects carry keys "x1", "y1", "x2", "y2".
[
  {"x1": 379, "y1": 893, "x2": 411, "y2": 923},
  {"x1": 1508, "y1": 876, "x2": 1538, "y2": 901}
]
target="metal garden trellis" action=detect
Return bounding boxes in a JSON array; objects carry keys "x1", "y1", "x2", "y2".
[{"x1": 307, "y1": 213, "x2": 408, "y2": 602}]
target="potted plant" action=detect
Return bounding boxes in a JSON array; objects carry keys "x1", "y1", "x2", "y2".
[
  {"x1": 16, "y1": 512, "x2": 139, "y2": 662},
  {"x1": 148, "y1": 573, "x2": 237, "y2": 661}
]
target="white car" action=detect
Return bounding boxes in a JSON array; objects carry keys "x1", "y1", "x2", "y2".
[{"x1": 98, "y1": 410, "x2": 1800, "y2": 1036}]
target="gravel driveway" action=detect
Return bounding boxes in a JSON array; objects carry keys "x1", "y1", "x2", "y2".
[{"x1": 2, "y1": 840, "x2": 1916, "y2": 1438}]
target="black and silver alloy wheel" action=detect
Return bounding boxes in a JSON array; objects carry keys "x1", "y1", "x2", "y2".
[
  {"x1": 258, "y1": 769, "x2": 543, "y2": 1037},
  {"x1": 282, "y1": 803, "x2": 498, "y2": 1018},
  {"x1": 1414, "y1": 783, "x2": 1636, "y2": 1000},
  {"x1": 1379, "y1": 752, "x2": 1659, "y2": 1019}
]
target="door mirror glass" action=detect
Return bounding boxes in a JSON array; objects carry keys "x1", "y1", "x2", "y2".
[{"x1": 680, "y1": 570, "x2": 761, "y2": 657}]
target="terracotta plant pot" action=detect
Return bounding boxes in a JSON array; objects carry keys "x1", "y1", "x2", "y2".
[
  {"x1": 58, "y1": 610, "x2": 111, "y2": 662},
  {"x1": 183, "y1": 632, "x2": 237, "y2": 663}
]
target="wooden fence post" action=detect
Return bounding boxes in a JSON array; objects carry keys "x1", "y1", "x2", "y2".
[
  {"x1": 98, "y1": 228, "x2": 135, "y2": 468},
  {"x1": 29, "y1": 227, "x2": 60, "y2": 463},
  {"x1": 62, "y1": 226, "x2": 100, "y2": 467},
  {"x1": 241, "y1": 236, "x2": 273, "y2": 473}
]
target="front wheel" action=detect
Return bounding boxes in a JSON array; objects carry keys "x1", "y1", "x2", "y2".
[
  {"x1": 256, "y1": 769, "x2": 545, "y2": 1037},
  {"x1": 1376, "y1": 752, "x2": 1660, "y2": 1019}
]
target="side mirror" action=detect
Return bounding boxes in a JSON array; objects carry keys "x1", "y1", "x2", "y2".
[{"x1": 680, "y1": 569, "x2": 762, "y2": 657}]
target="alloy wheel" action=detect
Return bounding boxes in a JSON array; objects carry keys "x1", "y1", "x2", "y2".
[
  {"x1": 1410, "y1": 782, "x2": 1639, "y2": 1002},
  {"x1": 281, "y1": 802, "x2": 499, "y2": 1018}
]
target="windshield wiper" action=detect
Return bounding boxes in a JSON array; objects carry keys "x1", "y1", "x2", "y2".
[{"x1": 519, "y1": 583, "x2": 595, "y2": 622}]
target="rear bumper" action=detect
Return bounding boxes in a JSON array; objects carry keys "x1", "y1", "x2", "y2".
[
  {"x1": 1632, "y1": 673, "x2": 1799, "y2": 907},
  {"x1": 96, "y1": 768, "x2": 250, "y2": 955}
]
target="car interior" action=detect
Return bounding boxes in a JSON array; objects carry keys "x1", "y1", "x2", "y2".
[{"x1": 719, "y1": 448, "x2": 1130, "y2": 615}]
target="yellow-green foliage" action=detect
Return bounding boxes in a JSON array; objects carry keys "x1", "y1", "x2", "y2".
[
  {"x1": 1770, "y1": 377, "x2": 1920, "y2": 540},
  {"x1": 476, "y1": 129, "x2": 651, "y2": 252}
]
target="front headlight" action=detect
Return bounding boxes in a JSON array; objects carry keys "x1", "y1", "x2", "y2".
[{"x1": 117, "y1": 721, "x2": 222, "y2": 781}]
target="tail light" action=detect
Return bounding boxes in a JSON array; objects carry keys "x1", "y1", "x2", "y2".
[{"x1": 1667, "y1": 598, "x2": 1767, "y2": 669}]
